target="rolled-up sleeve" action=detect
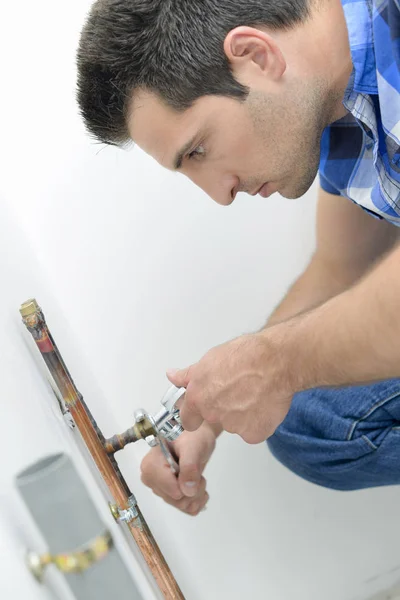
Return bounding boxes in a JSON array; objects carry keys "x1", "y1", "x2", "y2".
[{"x1": 319, "y1": 172, "x2": 341, "y2": 195}]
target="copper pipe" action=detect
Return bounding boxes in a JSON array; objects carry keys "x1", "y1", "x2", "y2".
[
  {"x1": 20, "y1": 299, "x2": 184, "y2": 600},
  {"x1": 104, "y1": 428, "x2": 140, "y2": 455}
]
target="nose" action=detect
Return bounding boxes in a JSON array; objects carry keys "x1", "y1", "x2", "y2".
[{"x1": 189, "y1": 173, "x2": 239, "y2": 206}]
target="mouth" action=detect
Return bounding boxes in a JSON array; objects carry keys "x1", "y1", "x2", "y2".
[{"x1": 251, "y1": 183, "x2": 273, "y2": 198}]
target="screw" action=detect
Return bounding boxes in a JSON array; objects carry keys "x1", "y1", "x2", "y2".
[
  {"x1": 135, "y1": 409, "x2": 146, "y2": 423},
  {"x1": 108, "y1": 502, "x2": 120, "y2": 522},
  {"x1": 26, "y1": 551, "x2": 45, "y2": 582}
]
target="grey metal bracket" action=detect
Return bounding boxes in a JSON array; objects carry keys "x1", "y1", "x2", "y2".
[{"x1": 109, "y1": 495, "x2": 139, "y2": 525}]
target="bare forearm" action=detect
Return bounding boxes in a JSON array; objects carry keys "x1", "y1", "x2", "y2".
[
  {"x1": 266, "y1": 254, "x2": 361, "y2": 327},
  {"x1": 271, "y1": 244, "x2": 400, "y2": 391}
]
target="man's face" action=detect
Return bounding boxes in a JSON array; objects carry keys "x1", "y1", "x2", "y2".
[{"x1": 129, "y1": 76, "x2": 336, "y2": 205}]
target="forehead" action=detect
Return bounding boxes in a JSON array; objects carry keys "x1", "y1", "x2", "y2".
[{"x1": 128, "y1": 91, "x2": 187, "y2": 166}]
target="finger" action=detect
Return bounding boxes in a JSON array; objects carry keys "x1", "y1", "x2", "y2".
[
  {"x1": 178, "y1": 442, "x2": 208, "y2": 495},
  {"x1": 151, "y1": 488, "x2": 193, "y2": 511},
  {"x1": 140, "y1": 447, "x2": 183, "y2": 501},
  {"x1": 179, "y1": 388, "x2": 204, "y2": 433},
  {"x1": 152, "y1": 485, "x2": 208, "y2": 505},
  {"x1": 166, "y1": 366, "x2": 193, "y2": 389},
  {"x1": 185, "y1": 492, "x2": 210, "y2": 517},
  {"x1": 178, "y1": 473, "x2": 206, "y2": 499},
  {"x1": 152, "y1": 487, "x2": 209, "y2": 515}
]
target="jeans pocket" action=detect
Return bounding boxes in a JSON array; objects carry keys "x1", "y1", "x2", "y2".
[
  {"x1": 347, "y1": 390, "x2": 400, "y2": 451},
  {"x1": 269, "y1": 383, "x2": 400, "y2": 490}
]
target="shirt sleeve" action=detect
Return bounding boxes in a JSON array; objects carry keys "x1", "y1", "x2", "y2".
[{"x1": 319, "y1": 172, "x2": 341, "y2": 195}]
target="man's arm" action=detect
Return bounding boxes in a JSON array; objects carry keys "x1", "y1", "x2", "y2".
[
  {"x1": 167, "y1": 189, "x2": 400, "y2": 443},
  {"x1": 281, "y1": 238, "x2": 400, "y2": 390},
  {"x1": 267, "y1": 187, "x2": 399, "y2": 326}
]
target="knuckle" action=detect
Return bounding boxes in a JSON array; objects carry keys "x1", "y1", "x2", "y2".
[
  {"x1": 160, "y1": 477, "x2": 182, "y2": 500},
  {"x1": 141, "y1": 452, "x2": 154, "y2": 474},
  {"x1": 222, "y1": 418, "x2": 238, "y2": 435},
  {"x1": 241, "y1": 431, "x2": 264, "y2": 444},
  {"x1": 224, "y1": 424, "x2": 237, "y2": 434},
  {"x1": 177, "y1": 497, "x2": 193, "y2": 512},
  {"x1": 140, "y1": 471, "x2": 152, "y2": 487},
  {"x1": 185, "y1": 392, "x2": 199, "y2": 414},
  {"x1": 182, "y1": 464, "x2": 201, "y2": 479},
  {"x1": 198, "y1": 478, "x2": 207, "y2": 494},
  {"x1": 188, "y1": 502, "x2": 200, "y2": 516},
  {"x1": 140, "y1": 457, "x2": 149, "y2": 473},
  {"x1": 157, "y1": 492, "x2": 181, "y2": 507},
  {"x1": 192, "y1": 477, "x2": 206, "y2": 497},
  {"x1": 185, "y1": 365, "x2": 194, "y2": 379},
  {"x1": 171, "y1": 489, "x2": 184, "y2": 501},
  {"x1": 203, "y1": 407, "x2": 218, "y2": 423}
]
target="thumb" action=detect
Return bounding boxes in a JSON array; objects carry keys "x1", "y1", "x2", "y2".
[
  {"x1": 166, "y1": 366, "x2": 192, "y2": 389},
  {"x1": 176, "y1": 434, "x2": 210, "y2": 498}
]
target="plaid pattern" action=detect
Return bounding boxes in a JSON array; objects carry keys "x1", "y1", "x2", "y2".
[{"x1": 319, "y1": 0, "x2": 400, "y2": 225}]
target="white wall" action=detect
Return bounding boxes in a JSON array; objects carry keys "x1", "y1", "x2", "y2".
[
  {"x1": 1, "y1": 2, "x2": 400, "y2": 599},
  {"x1": 0, "y1": 203, "x2": 159, "y2": 600}
]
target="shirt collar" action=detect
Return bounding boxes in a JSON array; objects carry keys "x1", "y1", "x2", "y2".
[{"x1": 342, "y1": 0, "x2": 378, "y2": 102}]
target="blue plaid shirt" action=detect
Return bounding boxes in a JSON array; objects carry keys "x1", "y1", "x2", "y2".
[{"x1": 319, "y1": 0, "x2": 400, "y2": 225}]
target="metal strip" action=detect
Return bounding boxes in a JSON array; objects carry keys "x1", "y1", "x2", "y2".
[{"x1": 26, "y1": 530, "x2": 113, "y2": 582}]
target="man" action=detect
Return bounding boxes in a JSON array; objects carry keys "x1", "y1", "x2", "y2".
[{"x1": 77, "y1": 0, "x2": 400, "y2": 516}]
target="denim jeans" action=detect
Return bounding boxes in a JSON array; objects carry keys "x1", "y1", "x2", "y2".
[{"x1": 267, "y1": 379, "x2": 400, "y2": 490}]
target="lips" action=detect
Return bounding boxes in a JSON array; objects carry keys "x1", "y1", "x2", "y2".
[
  {"x1": 251, "y1": 182, "x2": 271, "y2": 198},
  {"x1": 258, "y1": 182, "x2": 272, "y2": 198},
  {"x1": 250, "y1": 184, "x2": 265, "y2": 196}
]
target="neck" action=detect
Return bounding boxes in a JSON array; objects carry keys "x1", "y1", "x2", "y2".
[{"x1": 276, "y1": 0, "x2": 353, "y2": 122}]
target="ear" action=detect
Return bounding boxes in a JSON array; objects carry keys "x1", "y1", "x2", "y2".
[{"x1": 224, "y1": 26, "x2": 286, "y2": 83}]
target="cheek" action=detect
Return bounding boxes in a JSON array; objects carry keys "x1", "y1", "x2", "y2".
[
  {"x1": 228, "y1": 131, "x2": 267, "y2": 169},
  {"x1": 239, "y1": 138, "x2": 273, "y2": 173},
  {"x1": 218, "y1": 117, "x2": 283, "y2": 177}
]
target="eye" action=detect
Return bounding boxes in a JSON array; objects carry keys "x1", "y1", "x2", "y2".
[{"x1": 188, "y1": 144, "x2": 206, "y2": 161}]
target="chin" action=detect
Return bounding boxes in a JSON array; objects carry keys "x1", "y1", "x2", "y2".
[
  {"x1": 281, "y1": 189, "x2": 308, "y2": 200},
  {"x1": 277, "y1": 185, "x2": 303, "y2": 200},
  {"x1": 281, "y1": 172, "x2": 318, "y2": 199}
]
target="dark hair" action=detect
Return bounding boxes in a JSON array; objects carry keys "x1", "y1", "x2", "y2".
[{"x1": 77, "y1": 0, "x2": 311, "y2": 146}]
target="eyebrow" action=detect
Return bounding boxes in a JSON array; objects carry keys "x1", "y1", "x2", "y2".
[{"x1": 173, "y1": 134, "x2": 199, "y2": 170}]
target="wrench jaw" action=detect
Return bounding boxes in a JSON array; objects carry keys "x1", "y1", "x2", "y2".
[
  {"x1": 133, "y1": 386, "x2": 186, "y2": 474},
  {"x1": 155, "y1": 386, "x2": 186, "y2": 441},
  {"x1": 160, "y1": 386, "x2": 186, "y2": 413}
]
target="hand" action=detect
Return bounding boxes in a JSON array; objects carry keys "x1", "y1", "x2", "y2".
[
  {"x1": 167, "y1": 331, "x2": 294, "y2": 444},
  {"x1": 140, "y1": 423, "x2": 216, "y2": 516}
]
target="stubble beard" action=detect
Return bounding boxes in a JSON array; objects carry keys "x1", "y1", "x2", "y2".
[
  {"x1": 282, "y1": 81, "x2": 344, "y2": 199},
  {"x1": 249, "y1": 80, "x2": 341, "y2": 200}
]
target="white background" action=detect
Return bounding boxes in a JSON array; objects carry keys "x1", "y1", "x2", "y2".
[{"x1": 1, "y1": 1, "x2": 400, "y2": 599}]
